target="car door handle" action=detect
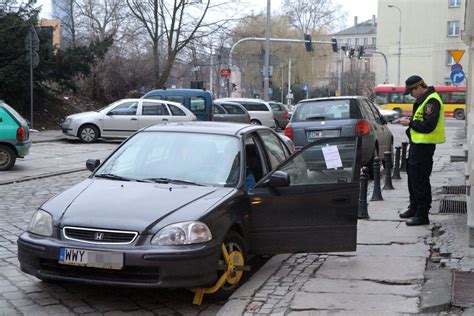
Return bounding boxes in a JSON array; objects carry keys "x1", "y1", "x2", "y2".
[
  {"x1": 131, "y1": 118, "x2": 138, "y2": 121},
  {"x1": 162, "y1": 118, "x2": 169, "y2": 121}
]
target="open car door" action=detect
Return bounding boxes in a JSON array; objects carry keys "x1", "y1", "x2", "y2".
[{"x1": 248, "y1": 136, "x2": 362, "y2": 254}]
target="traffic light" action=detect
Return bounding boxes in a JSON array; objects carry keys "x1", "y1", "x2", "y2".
[
  {"x1": 331, "y1": 37, "x2": 338, "y2": 53},
  {"x1": 304, "y1": 34, "x2": 313, "y2": 52},
  {"x1": 349, "y1": 48, "x2": 355, "y2": 58},
  {"x1": 358, "y1": 46, "x2": 365, "y2": 59}
]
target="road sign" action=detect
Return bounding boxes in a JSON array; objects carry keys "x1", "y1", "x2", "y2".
[
  {"x1": 25, "y1": 25, "x2": 40, "y2": 52},
  {"x1": 303, "y1": 83, "x2": 308, "y2": 91},
  {"x1": 219, "y1": 68, "x2": 231, "y2": 79},
  {"x1": 451, "y1": 63, "x2": 462, "y2": 71},
  {"x1": 449, "y1": 50, "x2": 465, "y2": 64},
  {"x1": 450, "y1": 68, "x2": 465, "y2": 84}
]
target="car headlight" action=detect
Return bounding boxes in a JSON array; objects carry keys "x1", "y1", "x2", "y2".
[
  {"x1": 151, "y1": 221, "x2": 212, "y2": 245},
  {"x1": 28, "y1": 210, "x2": 53, "y2": 237},
  {"x1": 62, "y1": 118, "x2": 72, "y2": 126}
]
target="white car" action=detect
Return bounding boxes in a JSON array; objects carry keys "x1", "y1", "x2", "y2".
[
  {"x1": 62, "y1": 99, "x2": 196, "y2": 143},
  {"x1": 375, "y1": 105, "x2": 400, "y2": 123},
  {"x1": 214, "y1": 98, "x2": 275, "y2": 128}
]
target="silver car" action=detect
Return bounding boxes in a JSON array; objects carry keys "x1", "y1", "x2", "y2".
[
  {"x1": 212, "y1": 101, "x2": 251, "y2": 123},
  {"x1": 215, "y1": 98, "x2": 275, "y2": 128},
  {"x1": 268, "y1": 101, "x2": 290, "y2": 130},
  {"x1": 62, "y1": 99, "x2": 196, "y2": 143},
  {"x1": 284, "y1": 96, "x2": 393, "y2": 176}
]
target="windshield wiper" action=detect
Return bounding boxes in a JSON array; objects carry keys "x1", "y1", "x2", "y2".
[
  {"x1": 142, "y1": 177, "x2": 204, "y2": 186},
  {"x1": 95, "y1": 173, "x2": 132, "y2": 181},
  {"x1": 306, "y1": 115, "x2": 326, "y2": 120}
]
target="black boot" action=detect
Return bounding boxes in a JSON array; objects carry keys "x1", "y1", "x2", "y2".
[
  {"x1": 399, "y1": 206, "x2": 416, "y2": 219},
  {"x1": 406, "y1": 208, "x2": 430, "y2": 226}
]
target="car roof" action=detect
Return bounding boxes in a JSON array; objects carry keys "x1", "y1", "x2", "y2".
[
  {"x1": 215, "y1": 98, "x2": 269, "y2": 104},
  {"x1": 117, "y1": 98, "x2": 184, "y2": 107},
  {"x1": 298, "y1": 96, "x2": 365, "y2": 103},
  {"x1": 144, "y1": 121, "x2": 267, "y2": 136}
]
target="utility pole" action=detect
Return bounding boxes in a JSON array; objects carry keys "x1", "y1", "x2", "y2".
[
  {"x1": 263, "y1": 0, "x2": 271, "y2": 101},
  {"x1": 287, "y1": 59, "x2": 292, "y2": 107},
  {"x1": 280, "y1": 63, "x2": 284, "y2": 104},
  {"x1": 209, "y1": 44, "x2": 213, "y2": 97}
]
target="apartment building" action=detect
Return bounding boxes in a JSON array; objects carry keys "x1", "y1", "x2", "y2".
[{"x1": 376, "y1": 0, "x2": 468, "y2": 86}]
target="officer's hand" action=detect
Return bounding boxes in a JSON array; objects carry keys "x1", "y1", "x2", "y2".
[{"x1": 399, "y1": 117, "x2": 410, "y2": 126}]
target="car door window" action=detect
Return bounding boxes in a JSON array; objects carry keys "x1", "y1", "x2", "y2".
[
  {"x1": 142, "y1": 102, "x2": 170, "y2": 116},
  {"x1": 257, "y1": 130, "x2": 289, "y2": 169},
  {"x1": 168, "y1": 104, "x2": 186, "y2": 116},
  {"x1": 359, "y1": 100, "x2": 377, "y2": 122},
  {"x1": 366, "y1": 100, "x2": 383, "y2": 124},
  {"x1": 190, "y1": 97, "x2": 206, "y2": 111},
  {"x1": 222, "y1": 103, "x2": 245, "y2": 114},
  {"x1": 270, "y1": 137, "x2": 359, "y2": 185},
  {"x1": 241, "y1": 102, "x2": 269, "y2": 111},
  {"x1": 213, "y1": 104, "x2": 226, "y2": 114},
  {"x1": 245, "y1": 134, "x2": 267, "y2": 189},
  {"x1": 109, "y1": 102, "x2": 138, "y2": 115},
  {"x1": 165, "y1": 96, "x2": 185, "y2": 105}
]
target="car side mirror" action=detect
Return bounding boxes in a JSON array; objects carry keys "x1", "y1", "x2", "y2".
[
  {"x1": 86, "y1": 159, "x2": 101, "y2": 172},
  {"x1": 107, "y1": 111, "x2": 114, "y2": 116},
  {"x1": 263, "y1": 170, "x2": 290, "y2": 187},
  {"x1": 380, "y1": 116, "x2": 387, "y2": 125}
]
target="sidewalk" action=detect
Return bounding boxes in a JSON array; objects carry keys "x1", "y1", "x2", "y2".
[
  {"x1": 219, "y1": 127, "x2": 474, "y2": 315},
  {"x1": 29, "y1": 129, "x2": 68, "y2": 143}
]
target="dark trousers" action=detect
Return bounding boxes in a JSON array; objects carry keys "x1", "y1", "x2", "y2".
[{"x1": 407, "y1": 143, "x2": 435, "y2": 218}]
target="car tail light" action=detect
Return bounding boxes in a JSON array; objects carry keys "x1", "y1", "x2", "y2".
[
  {"x1": 17, "y1": 126, "x2": 27, "y2": 141},
  {"x1": 284, "y1": 124, "x2": 293, "y2": 140},
  {"x1": 355, "y1": 120, "x2": 370, "y2": 136},
  {"x1": 192, "y1": 116, "x2": 197, "y2": 121},
  {"x1": 284, "y1": 111, "x2": 289, "y2": 120}
]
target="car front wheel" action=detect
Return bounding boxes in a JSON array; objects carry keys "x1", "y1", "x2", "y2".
[
  {"x1": 0, "y1": 145, "x2": 16, "y2": 171},
  {"x1": 250, "y1": 119, "x2": 261, "y2": 125},
  {"x1": 78, "y1": 125, "x2": 99, "y2": 143},
  {"x1": 454, "y1": 109, "x2": 465, "y2": 120}
]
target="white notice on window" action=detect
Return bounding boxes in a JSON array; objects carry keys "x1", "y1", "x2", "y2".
[{"x1": 321, "y1": 145, "x2": 343, "y2": 169}]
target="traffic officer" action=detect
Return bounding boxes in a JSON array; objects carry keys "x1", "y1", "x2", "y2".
[{"x1": 398, "y1": 75, "x2": 445, "y2": 226}]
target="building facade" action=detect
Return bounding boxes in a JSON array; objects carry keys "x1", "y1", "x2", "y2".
[{"x1": 376, "y1": 0, "x2": 468, "y2": 87}]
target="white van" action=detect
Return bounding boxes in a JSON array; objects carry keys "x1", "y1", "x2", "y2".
[{"x1": 214, "y1": 98, "x2": 275, "y2": 128}]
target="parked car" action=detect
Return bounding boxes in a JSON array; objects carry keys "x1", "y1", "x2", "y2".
[
  {"x1": 375, "y1": 105, "x2": 400, "y2": 123},
  {"x1": 62, "y1": 99, "x2": 196, "y2": 143},
  {"x1": 284, "y1": 96, "x2": 393, "y2": 175},
  {"x1": 0, "y1": 101, "x2": 31, "y2": 171},
  {"x1": 18, "y1": 122, "x2": 362, "y2": 302},
  {"x1": 268, "y1": 101, "x2": 290, "y2": 130},
  {"x1": 142, "y1": 89, "x2": 213, "y2": 121},
  {"x1": 214, "y1": 98, "x2": 275, "y2": 128},
  {"x1": 212, "y1": 101, "x2": 251, "y2": 123}
]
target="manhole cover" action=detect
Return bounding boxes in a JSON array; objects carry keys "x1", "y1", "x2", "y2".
[
  {"x1": 442, "y1": 186, "x2": 467, "y2": 195},
  {"x1": 439, "y1": 198, "x2": 467, "y2": 214},
  {"x1": 452, "y1": 271, "x2": 474, "y2": 307}
]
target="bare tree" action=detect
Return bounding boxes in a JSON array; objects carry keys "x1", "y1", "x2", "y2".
[{"x1": 282, "y1": 0, "x2": 344, "y2": 34}]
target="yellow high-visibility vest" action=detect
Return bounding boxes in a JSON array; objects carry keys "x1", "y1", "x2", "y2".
[{"x1": 410, "y1": 92, "x2": 445, "y2": 144}]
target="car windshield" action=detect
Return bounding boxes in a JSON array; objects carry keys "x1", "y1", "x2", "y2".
[
  {"x1": 293, "y1": 100, "x2": 352, "y2": 122},
  {"x1": 95, "y1": 131, "x2": 241, "y2": 187}
]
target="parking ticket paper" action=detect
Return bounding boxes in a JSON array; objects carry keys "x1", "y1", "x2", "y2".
[{"x1": 321, "y1": 145, "x2": 343, "y2": 169}]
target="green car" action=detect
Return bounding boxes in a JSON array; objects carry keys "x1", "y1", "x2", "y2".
[{"x1": 0, "y1": 101, "x2": 31, "y2": 171}]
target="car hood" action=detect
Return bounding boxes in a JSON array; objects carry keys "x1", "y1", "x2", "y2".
[
  {"x1": 42, "y1": 179, "x2": 231, "y2": 233},
  {"x1": 67, "y1": 111, "x2": 102, "y2": 120}
]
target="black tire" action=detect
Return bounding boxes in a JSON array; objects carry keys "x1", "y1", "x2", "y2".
[
  {"x1": 78, "y1": 125, "x2": 99, "y2": 143},
  {"x1": 250, "y1": 119, "x2": 261, "y2": 125},
  {"x1": 209, "y1": 231, "x2": 247, "y2": 301},
  {"x1": 0, "y1": 145, "x2": 16, "y2": 171},
  {"x1": 454, "y1": 109, "x2": 465, "y2": 120}
]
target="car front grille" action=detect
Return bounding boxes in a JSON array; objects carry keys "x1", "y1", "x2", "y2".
[{"x1": 63, "y1": 227, "x2": 138, "y2": 244}]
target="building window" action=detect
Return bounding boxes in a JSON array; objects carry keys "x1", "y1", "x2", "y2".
[
  {"x1": 363, "y1": 38, "x2": 368, "y2": 45},
  {"x1": 346, "y1": 38, "x2": 352, "y2": 46},
  {"x1": 372, "y1": 37, "x2": 376, "y2": 46},
  {"x1": 355, "y1": 38, "x2": 359, "y2": 46},
  {"x1": 448, "y1": 21, "x2": 460, "y2": 36},
  {"x1": 446, "y1": 51, "x2": 455, "y2": 65},
  {"x1": 449, "y1": 0, "x2": 461, "y2": 7}
]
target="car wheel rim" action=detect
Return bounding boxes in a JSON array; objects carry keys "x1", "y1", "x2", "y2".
[
  {"x1": 0, "y1": 151, "x2": 10, "y2": 167},
  {"x1": 81, "y1": 128, "x2": 95, "y2": 142},
  {"x1": 219, "y1": 241, "x2": 244, "y2": 290}
]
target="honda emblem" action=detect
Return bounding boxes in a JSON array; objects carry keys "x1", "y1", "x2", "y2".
[{"x1": 94, "y1": 232, "x2": 104, "y2": 241}]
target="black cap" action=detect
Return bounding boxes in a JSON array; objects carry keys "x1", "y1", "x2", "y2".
[{"x1": 403, "y1": 75, "x2": 425, "y2": 95}]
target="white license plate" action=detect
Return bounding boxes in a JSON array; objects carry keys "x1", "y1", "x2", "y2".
[
  {"x1": 309, "y1": 130, "x2": 339, "y2": 138},
  {"x1": 59, "y1": 248, "x2": 123, "y2": 270}
]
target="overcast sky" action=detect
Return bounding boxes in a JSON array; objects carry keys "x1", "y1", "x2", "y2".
[{"x1": 37, "y1": 0, "x2": 378, "y2": 31}]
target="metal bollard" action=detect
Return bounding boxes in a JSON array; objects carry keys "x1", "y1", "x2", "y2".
[
  {"x1": 383, "y1": 151, "x2": 395, "y2": 190},
  {"x1": 392, "y1": 146, "x2": 402, "y2": 180},
  {"x1": 358, "y1": 167, "x2": 370, "y2": 219},
  {"x1": 400, "y1": 142, "x2": 408, "y2": 172},
  {"x1": 371, "y1": 157, "x2": 383, "y2": 201}
]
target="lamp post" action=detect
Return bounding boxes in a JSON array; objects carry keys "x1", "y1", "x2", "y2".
[{"x1": 388, "y1": 4, "x2": 401, "y2": 86}]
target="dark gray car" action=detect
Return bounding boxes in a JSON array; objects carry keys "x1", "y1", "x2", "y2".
[
  {"x1": 284, "y1": 96, "x2": 393, "y2": 174},
  {"x1": 212, "y1": 101, "x2": 251, "y2": 123},
  {"x1": 268, "y1": 101, "x2": 289, "y2": 130}
]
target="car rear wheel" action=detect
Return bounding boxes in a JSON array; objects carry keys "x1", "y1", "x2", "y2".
[
  {"x1": 209, "y1": 231, "x2": 247, "y2": 300},
  {"x1": 250, "y1": 119, "x2": 261, "y2": 125},
  {"x1": 0, "y1": 145, "x2": 16, "y2": 171},
  {"x1": 454, "y1": 109, "x2": 465, "y2": 120},
  {"x1": 78, "y1": 125, "x2": 99, "y2": 143}
]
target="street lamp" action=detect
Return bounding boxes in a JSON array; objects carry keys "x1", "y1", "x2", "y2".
[{"x1": 388, "y1": 4, "x2": 401, "y2": 86}]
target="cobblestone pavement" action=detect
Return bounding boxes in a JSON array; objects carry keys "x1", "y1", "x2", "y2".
[{"x1": 0, "y1": 171, "x2": 224, "y2": 315}]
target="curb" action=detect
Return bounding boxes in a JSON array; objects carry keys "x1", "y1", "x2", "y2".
[
  {"x1": 0, "y1": 168, "x2": 86, "y2": 186},
  {"x1": 32, "y1": 137, "x2": 69, "y2": 144}
]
